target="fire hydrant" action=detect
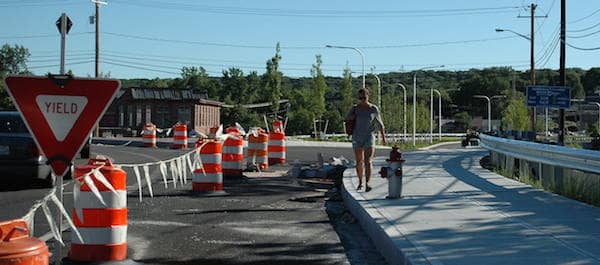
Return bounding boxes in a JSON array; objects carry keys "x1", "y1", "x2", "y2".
[{"x1": 378, "y1": 145, "x2": 405, "y2": 199}]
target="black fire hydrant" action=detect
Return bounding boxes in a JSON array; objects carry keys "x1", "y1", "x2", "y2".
[{"x1": 378, "y1": 145, "x2": 405, "y2": 199}]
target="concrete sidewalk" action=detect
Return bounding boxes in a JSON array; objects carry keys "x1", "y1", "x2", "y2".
[{"x1": 342, "y1": 148, "x2": 600, "y2": 265}]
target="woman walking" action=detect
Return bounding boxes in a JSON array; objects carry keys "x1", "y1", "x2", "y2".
[{"x1": 345, "y1": 88, "x2": 386, "y2": 192}]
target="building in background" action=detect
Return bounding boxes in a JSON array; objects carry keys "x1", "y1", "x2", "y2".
[{"x1": 100, "y1": 88, "x2": 223, "y2": 136}]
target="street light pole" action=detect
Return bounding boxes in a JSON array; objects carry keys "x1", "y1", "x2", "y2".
[
  {"x1": 371, "y1": 70, "x2": 382, "y2": 108},
  {"x1": 326, "y1": 45, "x2": 365, "y2": 88},
  {"x1": 398, "y1": 83, "x2": 407, "y2": 142},
  {"x1": 474, "y1": 95, "x2": 506, "y2": 132},
  {"x1": 412, "y1": 65, "x2": 444, "y2": 146},
  {"x1": 474, "y1": 96, "x2": 492, "y2": 132},
  {"x1": 433, "y1": 89, "x2": 442, "y2": 141},
  {"x1": 430, "y1": 87, "x2": 434, "y2": 143}
]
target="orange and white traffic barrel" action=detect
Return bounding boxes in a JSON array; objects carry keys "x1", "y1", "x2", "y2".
[
  {"x1": 193, "y1": 135, "x2": 224, "y2": 193},
  {"x1": 222, "y1": 126, "x2": 244, "y2": 178},
  {"x1": 268, "y1": 121, "x2": 286, "y2": 165},
  {"x1": 0, "y1": 219, "x2": 49, "y2": 265},
  {"x1": 142, "y1": 122, "x2": 157, "y2": 148},
  {"x1": 172, "y1": 123, "x2": 188, "y2": 149},
  {"x1": 69, "y1": 157, "x2": 127, "y2": 262},
  {"x1": 247, "y1": 129, "x2": 269, "y2": 170}
]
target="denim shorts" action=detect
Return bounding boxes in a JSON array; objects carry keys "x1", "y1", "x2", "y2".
[{"x1": 352, "y1": 134, "x2": 375, "y2": 149}]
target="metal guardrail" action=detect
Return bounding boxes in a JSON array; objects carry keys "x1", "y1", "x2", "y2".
[
  {"x1": 291, "y1": 133, "x2": 465, "y2": 139},
  {"x1": 479, "y1": 134, "x2": 600, "y2": 174}
]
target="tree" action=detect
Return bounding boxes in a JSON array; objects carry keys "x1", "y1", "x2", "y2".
[
  {"x1": 406, "y1": 103, "x2": 430, "y2": 133},
  {"x1": 175, "y1": 66, "x2": 216, "y2": 95},
  {"x1": 310, "y1": 55, "x2": 327, "y2": 119},
  {"x1": 220, "y1": 67, "x2": 248, "y2": 104},
  {"x1": 0, "y1": 44, "x2": 30, "y2": 110},
  {"x1": 453, "y1": 111, "x2": 472, "y2": 131},
  {"x1": 583, "y1": 67, "x2": 600, "y2": 95},
  {"x1": 262, "y1": 43, "x2": 282, "y2": 113},
  {"x1": 567, "y1": 70, "x2": 585, "y2": 99},
  {"x1": 502, "y1": 95, "x2": 530, "y2": 131},
  {"x1": 340, "y1": 63, "x2": 354, "y2": 113}
]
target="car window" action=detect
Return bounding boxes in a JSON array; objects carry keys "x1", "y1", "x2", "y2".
[{"x1": 0, "y1": 115, "x2": 29, "y2": 133}]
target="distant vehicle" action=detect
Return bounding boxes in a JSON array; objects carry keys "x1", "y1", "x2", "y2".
[{"x1": 0, "y1": 111, "x2": 53, "y2": 186}]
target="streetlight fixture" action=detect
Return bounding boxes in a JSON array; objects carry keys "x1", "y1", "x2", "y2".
[
  {"x1": 325, "y1": 45, "x2": 366, "y2": 88},
  {"x1": 413, "y1": 65, "x2": 444, "y2": 146},
  {"x1": 432, "y1": 88, "x2": 460, "y2": 141},
  {"x1": 496, "y1": 27, "x2": 536, "y2": 138},
  {"x1": 398, "y1": 83, "x2": 407, "y2": 142},
  {"x1": 371, "y1": 69, "x2": 382, "y2": 108},
  {"x1": 473, "y1": 95, "x2": 506, "y2": 132}
]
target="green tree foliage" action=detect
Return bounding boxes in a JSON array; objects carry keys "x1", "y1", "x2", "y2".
[
  {"x1": 0, "y1": 44, "x2": 30, "y2": 110},
  {"x1": 453, "y1": 111, "x2": 472, "y2": 131},
  {"x1": 262, "y1": 43, "x2": 282, "y2": 113},
  {"x1": 583, "y1": 67, "x2": 600, "y2": 96},
  {"x1": 405, "y1": 103, "x2": 430, "y2": 133},
  {"x1": 502, "y1": 95, "x2": 530, "y2": 131},
  {"x1": 310, "y1": 55, "x2": 327, "y2": 119},
  {"x1": 567, "y1": 70, "x2": 585, "y2": 99},
  {"x1": 340, "y1": 64, "x2": 354, "y2": 113},
  {"x1": 220, "y1": 67, "x2": 249, "y2": 104},
  {"x1": 381, "y1": 88, "x2": 404, "y2": 133}
]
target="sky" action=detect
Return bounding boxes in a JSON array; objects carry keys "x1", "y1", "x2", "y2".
[{"x1": 1, "y1": 0, "x2": 600, "y2": 79}]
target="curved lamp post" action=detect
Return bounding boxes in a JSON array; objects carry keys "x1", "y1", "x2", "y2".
[
  {"x1": 326, "y1": 45, "x2": 365, "y2": 88},
  {"x1": 413, "y1": 65, "x2": 444, "y2": 146},
  {"x1": 398, "y1": 83, "x2": 407, "y2": 142},
  {"x1": 473, "y1": 95, "x2": 506, "y2": 132}
]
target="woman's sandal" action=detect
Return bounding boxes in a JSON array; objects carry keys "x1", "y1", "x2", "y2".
[
  {"x1": 365, "y1": 185, "x2": 372, "y2": 192},
  {"x1": 356, "y1": 184, "x2": 363, "y2": 191}
]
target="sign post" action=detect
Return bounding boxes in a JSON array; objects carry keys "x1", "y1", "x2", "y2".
[{"x1": 3, "y1": 75, "x2": 120, "y2": 264}]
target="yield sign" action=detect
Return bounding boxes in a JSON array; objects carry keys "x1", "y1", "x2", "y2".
[{"x1": 3, "y1": 75, "x2": 120, "y2": 177}]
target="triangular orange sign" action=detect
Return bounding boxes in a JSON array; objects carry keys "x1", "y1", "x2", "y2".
[{"x1": 3, "y1": 75, "x2": 120, "y2": 177}]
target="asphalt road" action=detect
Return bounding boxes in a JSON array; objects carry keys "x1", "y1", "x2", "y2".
[{"x1": 0, "y1": 142, "x2": 400, "y2": 265}]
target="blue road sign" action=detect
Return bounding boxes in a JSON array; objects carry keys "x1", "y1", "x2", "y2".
[{"x1": 526, "y1": 86, "x2": 571, "y2": 108}]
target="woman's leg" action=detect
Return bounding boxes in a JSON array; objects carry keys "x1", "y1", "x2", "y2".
[
  {"x1": 354, "y1": 147, "x2": 365, "y2": 188},
  {"x1": 364, "y1": 146, "x2": 375, "y2": 188}
]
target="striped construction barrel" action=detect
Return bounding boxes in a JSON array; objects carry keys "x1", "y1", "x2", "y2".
[
  {"x1": 222, "y1": 126, "x2": 244, "y2": 177},
  {"x1": 172, "y1": 124, "x2": 188, "y2": 149},
  {"x1": 70, "y1": 157, "x2": 127, "y2": 262},
  {"x1": 247, "y1": 129, "x2": 269, "y2": 170},
  {"x1": 268, "y1": 121, "x2": 286, "y2": 165},
  {"x1": 193, "y1": 139, "x2": 223, "y2": 192},
  {"x1": 142, "y1": 122, "x2": 157, "y2": 148}
]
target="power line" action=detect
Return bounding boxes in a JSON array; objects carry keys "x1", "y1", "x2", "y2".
[
  {"x1": 27, "y1": 60, "x2": 93, "y2": 70},
  {"x1": 101, "y1": 61, "x2": 183, "y2": 75},
  {"x1": 103, "y1": 31, "x2": 521, "y2": 50},
  {"x1": 565, "y1": 42, "x2": 600, "y2": 51},
  {"x1": 356, "y1": 36, "x2": 519, "y2": 49},
  {"x1": 110, "y1": 1, "x2": 520, "y2": 18},
  {"x1": 568, "y1": 28, "x2": 600, "y2": 39},
  {"x1": 570, "y1": 7, "x2": 600, "y2": 24},
  {"x1": 0, "y1": 0, "x2": 85, "y2": 7},
  {"x1": 0, "y1": 32, "x2": 93, "y2": 39},
  {"x1": 569, "y1": 21, "x2": 600, "y2": 33}
]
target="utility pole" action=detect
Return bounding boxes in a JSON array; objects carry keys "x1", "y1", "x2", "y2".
[
  {"x1": 95, "y1": 1, "x2": 99, "y2": 78},
  {"x1": 92, "y1": 0, "x2": 107, "y2": 139},
  {"x1": 559, "y1": 0, "x2": 566, "y2": 145},
  {"x1": 519, "y1": 3, "x2": 546, "y2": 139}
]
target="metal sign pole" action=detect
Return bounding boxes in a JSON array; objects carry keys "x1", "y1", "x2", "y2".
[{"x1": 56, "y1": 13, "x2": 67, "y2": 265}]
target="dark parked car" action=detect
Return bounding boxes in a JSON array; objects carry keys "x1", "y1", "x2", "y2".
[{"x1": 0, "y1": 111, "x2": 53, "y2": 186}]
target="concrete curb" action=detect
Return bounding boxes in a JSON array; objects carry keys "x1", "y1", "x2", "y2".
[
  {"x1": 416, "y1": 141, "x2": 461, "y2": 151},
  {"x1": 341, "y1": 166, "x2": 430, "y2": 265}
]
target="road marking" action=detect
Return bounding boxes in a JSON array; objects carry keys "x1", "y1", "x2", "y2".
[
  {"x1": 203, "y1": 239, "x2": 255, "y2": 245},
  {"x1": 129, "y1": 220, "x2": 195, "y2": 227}
]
